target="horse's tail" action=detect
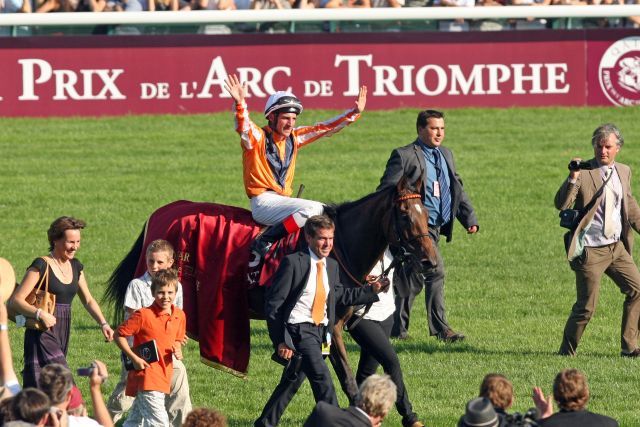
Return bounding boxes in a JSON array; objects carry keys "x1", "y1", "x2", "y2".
[{"x1": 103, "y1": 225, "x2": 145, "y2": 324}]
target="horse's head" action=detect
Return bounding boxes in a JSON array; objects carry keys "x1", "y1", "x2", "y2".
[{"x1": 385, "y1": 176, "x2": 437, "y2": 267}]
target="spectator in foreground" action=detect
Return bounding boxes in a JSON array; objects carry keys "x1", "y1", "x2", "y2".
[
  {"x1": 479, "y1": 373, "x2": 513, "y2": 423},
  {"x1": 458, "y1": 397, "x2": 499, "y2": 427},
  {"x1": 182, "y1": 408, "x2": 228, "y2": 427},
  {"x1": 7, "y1": 388, "x2": 56, "y2": 427},
  {"x1": 533, "y1": 368, "x2": 618, "y2": 426},
  {"x1": 0, "y1": 258, "x2": 21, "y2": 401},
  {"x1": 304, "y1": 374, "x2": 397, "y2": 427},
  {"x1": 0, "y1": 397, "x2": 14, "y2": 425},
  {"x1": 40, "y1": 362, "x2": 113, "y2": 427}
]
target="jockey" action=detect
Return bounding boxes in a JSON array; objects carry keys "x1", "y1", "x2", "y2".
[{"x1": 224, "y1": 74, "x2": 367, "y2": 271}]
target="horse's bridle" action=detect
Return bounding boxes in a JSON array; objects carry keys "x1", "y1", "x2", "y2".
[{"x1": 390, "y1": 193, "x2": 431, "y2": 255}]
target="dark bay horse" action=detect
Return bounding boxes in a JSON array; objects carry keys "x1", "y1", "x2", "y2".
[{"x1": 104, "y1": 176, "x2": 435, "y2": 402}]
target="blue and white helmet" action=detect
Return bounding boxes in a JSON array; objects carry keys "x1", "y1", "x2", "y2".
[{"x1": 264, "y1": 91, "x2": 303, "y2": 118}]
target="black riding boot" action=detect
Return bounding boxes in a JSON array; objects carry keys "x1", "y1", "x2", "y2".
[
  {"x1": 247, "y1": 222, "x2": 289, "y2": 286},
  {"x1": 251, "y1": 222, "x2": 288, "y2": 258}
]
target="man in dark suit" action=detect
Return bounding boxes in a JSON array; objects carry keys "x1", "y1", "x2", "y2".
[
  {"x1": 254, "y1": 215, "x2": 382, "y2": 427},
  {"x1": 378, "y1": 109, "x2": 479, "y2": 342},
  {"x1": 304, "y1": 374, "x2": 397, "y2": 427},
  {"x1": 533, "y1": 369, "x2": 618, "y2": 427},
  {"x1": 555, "y1": 123, "x2": 640, "y2": 357}
]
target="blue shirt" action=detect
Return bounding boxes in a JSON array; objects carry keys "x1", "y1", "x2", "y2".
[{"x1": 418, "y1": 139, "x2": 451, "y2": 227}]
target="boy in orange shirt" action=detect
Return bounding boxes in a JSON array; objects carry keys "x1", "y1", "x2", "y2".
[{"x1": 115, "y1": 269, "x2": 186, "y2": 427}]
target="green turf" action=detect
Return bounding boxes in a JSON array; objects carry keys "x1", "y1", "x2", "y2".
[{"x1": 2, "y1": 106, "x2": 640, "y2": 426}]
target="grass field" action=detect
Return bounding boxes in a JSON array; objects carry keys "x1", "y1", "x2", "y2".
[{"x1": 1, "y1": 106, "x2": 640, "y2": 426}]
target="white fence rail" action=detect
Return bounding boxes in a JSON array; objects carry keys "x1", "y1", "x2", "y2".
[{"x1": 0, "y1": 5, "x2": 639, "y2": 26}]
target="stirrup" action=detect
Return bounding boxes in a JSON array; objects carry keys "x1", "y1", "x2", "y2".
[
  {"x1": 247, "y1": 253, "x2": 264, "y2": 287},
  {"x1": 250, "y1": 238, "x2": 273, "y2": 260}
]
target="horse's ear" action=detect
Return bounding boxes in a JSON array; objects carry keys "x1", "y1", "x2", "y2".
[
  {"x1": 396, "y1": 175, "x2": 410, "y2": 192},
  {"x1": 413, "y1": 176, "x2": 423, "y2": 193}
]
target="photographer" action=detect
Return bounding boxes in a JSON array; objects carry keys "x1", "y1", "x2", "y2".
[
  {"x1": 555, "y1": 123, "x2": 640, "y2": 357},
  {"x1": 478, "y1": 374, "x2": 539, "y2": 427},
  {"x1": 39, "y1": 362, "x2": 113, "y2": 427},
  {"x1": 479, "y1": 374, "x2": 512, "y2": 424}
]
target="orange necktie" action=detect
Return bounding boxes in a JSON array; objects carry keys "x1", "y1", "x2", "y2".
[{"x1": 311, "y1": 261, "x2": 326, "y2": 325}]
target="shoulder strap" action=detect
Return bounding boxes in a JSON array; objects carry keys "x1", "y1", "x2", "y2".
[
  {"x1": 580, "y1": 169, "x2": 614, "y2": 216},
  {"x1": 34, "y1": 257, "x2": 50, "y2": 293}
]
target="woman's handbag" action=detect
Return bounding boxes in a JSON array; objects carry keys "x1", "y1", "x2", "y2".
[{"x1": 8, "y1": 257, "x2": 56, "y2": 331}]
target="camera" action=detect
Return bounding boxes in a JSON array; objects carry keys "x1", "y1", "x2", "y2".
[
  {"x1": 77, "y1": 362, "x2": 96, "y2": 377},
  {"x1": 505, "y1": 408, "x2": 539, "y2": 427},
  {"x1": 568, "y1": 160, "x2": 593, "y2": 171}
]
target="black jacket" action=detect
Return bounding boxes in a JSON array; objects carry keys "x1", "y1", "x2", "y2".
[
  {"x1": 304, "y1": 401, "x2": 371, "y2": 427},
  {"x1": 265, "y1": 251, "x2": 379, "y2": 350}
]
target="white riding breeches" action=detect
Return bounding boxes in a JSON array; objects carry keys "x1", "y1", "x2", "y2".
[{"x1": 250, "y1": 191, "x2": 324, "y2": 226}]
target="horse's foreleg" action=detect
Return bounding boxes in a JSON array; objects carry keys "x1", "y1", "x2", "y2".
[{"x1": 329, "y1": 308, "x2": 359, "y2": 405}]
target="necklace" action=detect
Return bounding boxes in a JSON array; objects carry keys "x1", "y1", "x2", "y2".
[{"x1": 50, "y1": 253, "x2": 71, "y2": 281}]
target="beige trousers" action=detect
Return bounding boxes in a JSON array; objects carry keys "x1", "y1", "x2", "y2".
[
  {"x1": 107, "y1": 357, "x2": 192, "y2": 427},
  {"x1": 560, "y1": 241, "x2": 640, "y2": 355}
]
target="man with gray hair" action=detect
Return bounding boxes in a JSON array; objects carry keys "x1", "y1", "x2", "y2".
[
  {"x1": 304, "y1": 374, "x2": 397, "y2": 427},
  {"x1": 555, "y1": 123, "x2": 640, "y2": 357}
]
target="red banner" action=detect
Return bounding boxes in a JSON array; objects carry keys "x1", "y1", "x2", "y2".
[{"x1": 0, "y1": 29, "x2": 638, "y2": 117}]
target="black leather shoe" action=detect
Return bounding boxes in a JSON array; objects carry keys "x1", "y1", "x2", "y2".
[
  {"x1": 437, "y1": 329, "x2": 465, "y2": 343},
  {"x1": 621, "y1": 348, "x2": 640, "y2": 358}
]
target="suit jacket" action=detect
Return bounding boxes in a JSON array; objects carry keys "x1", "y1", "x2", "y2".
[
  {"x1": 538, "y1": 409, "x2": 618, "y2": 427},
  {"x1": 378, "y1": 139, "x2": 478, "y2": 242},
  {"x1": 555, "y1": 158, "x2": 640, "y2": 261},
  {"x1": 265, "y1": 251, "x2": 379, "y2": 350},
  {"x1": 303, "y1": 401, "x2": 371, "y2": 427}
]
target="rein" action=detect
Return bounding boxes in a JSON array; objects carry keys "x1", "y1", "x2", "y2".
[{"x1": 345, "y1": 251, "x2": 411, "y2": 331}]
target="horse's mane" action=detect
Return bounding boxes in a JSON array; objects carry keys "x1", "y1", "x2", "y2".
[{"x1": 324, "y1": 186, "x2": 395, "y2": 219}]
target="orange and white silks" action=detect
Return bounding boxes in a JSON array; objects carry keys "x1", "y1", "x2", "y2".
[{"x1": 232, "y1": 101, "x2": 361, "y2": 199}]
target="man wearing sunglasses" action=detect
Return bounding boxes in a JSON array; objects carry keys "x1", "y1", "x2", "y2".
[{"x1": 224, "y1": 74, "x2": 367, "y2": 285}]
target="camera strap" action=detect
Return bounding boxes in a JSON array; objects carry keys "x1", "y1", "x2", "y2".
[{"x1": 574, "y1": 168, "x2": 614, "y2": 223}]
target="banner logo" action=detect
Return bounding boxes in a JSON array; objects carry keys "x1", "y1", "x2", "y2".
[{"x1": 599, "y1": 36, "x2": 640, "y2": 106}]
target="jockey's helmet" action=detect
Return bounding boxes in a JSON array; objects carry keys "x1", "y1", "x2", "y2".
[{"x1": 264, "y1": 91, "x2": 303, "y2": 118}]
